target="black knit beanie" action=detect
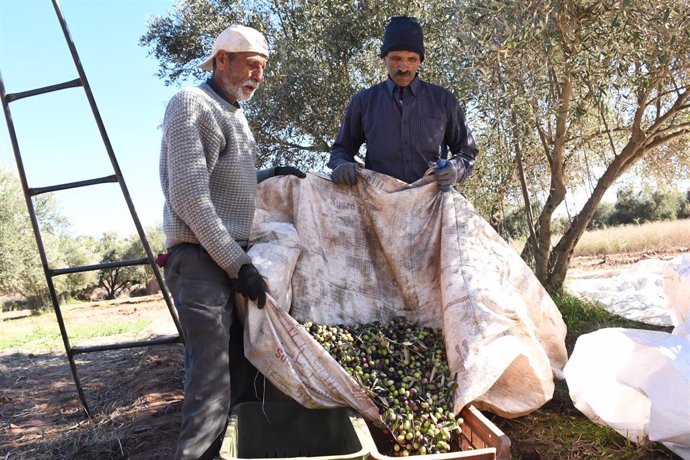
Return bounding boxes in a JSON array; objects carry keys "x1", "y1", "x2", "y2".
[{"x1": 380, "y1": 16, "x2": 425, "y2": 62}]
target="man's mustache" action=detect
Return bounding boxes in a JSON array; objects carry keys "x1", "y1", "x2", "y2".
[{"x1": 395, "y1": 70, "x2": 412, "y2": 77}]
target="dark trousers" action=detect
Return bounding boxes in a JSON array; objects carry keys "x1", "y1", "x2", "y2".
[{"x1": 165, "y1": 244, "x2": 265, "y2": 460}]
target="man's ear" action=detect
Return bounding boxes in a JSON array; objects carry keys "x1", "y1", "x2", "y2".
[
  {"x1": 214, "y1": 52, "x2": 224, "y2": 70},
  {"x1": 215, "y1": 51, "x2": 232, "y2": 70},
  {"x1": 215, "y1": 52, "x2": 236, "y2": 71}
]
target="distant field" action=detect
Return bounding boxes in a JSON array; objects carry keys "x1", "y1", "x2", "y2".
[
  {"x1": 573, "y1": 218, "x2": 690, "y2": 256},
  {"x1": 0, "y1": 312, "x2": 150, "y2": 353},
  {"x1": 0, "y1": 295, "x2": 174, "y2": 354}
]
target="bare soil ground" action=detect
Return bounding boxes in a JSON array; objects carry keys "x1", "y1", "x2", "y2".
[
  {"x1": 569, "y1": 246, "x2": 689, "y2": 270},
  {"x1": 1, "y1": 297, "x2": 184, "y2": 459},
  {"x1": 1, "y1": 250, "x2": 685, "y2": 460}
]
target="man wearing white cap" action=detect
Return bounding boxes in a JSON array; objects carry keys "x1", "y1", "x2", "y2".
[{"x1": 159, "y1": 24, "x2": 304, "y2": 459}]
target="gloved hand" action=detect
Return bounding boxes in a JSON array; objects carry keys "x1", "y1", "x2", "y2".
[
  {"x1": 274, "y1": 166, "x2": 306, "y2": 178},
  {"x1": 236, "y1": 263, "x2": 268, "y2": 308},
  {"x1": 434, "y1": 161, "x2": 457, "y2": 191},
  {"x1": 331, "y1": 162, "x2": 358, "y2": 185}
]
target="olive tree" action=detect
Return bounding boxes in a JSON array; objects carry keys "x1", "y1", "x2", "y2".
[
  {"x1": 96, "y1": 232, "x2": 140, "y2": 299},
  {"x1": 459, "y1": 0, "x2": 690, "y2": 292},
  {"x1": 57, "y1": 234, "x2": 100, "y2": 300},
  {"x1": 0, "y1": 167, "x2": 70, "y2": 305},
  {"x1": 140, "y1": 0, "x2": 467, "y2": 170},
  {"x1": 141, "y1": 0, "x2": 690, "y2": 294}
]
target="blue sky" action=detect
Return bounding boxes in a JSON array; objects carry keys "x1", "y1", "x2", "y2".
[{"x1": 0, "y1": 0, "x2": 187, "y2": 237}]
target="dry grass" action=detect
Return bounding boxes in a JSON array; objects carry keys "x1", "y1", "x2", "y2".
[
  {"x1": 509, "y1": 218, "x2": 690, "y2": 260},
  {"x1": 0, "y1": 347, "x2": 184, "y2": 460},
  {"x1": 574, "y1": 218, "x2": 690, "y2": 256},
  {"x1": 0, "y1": 297, "x2": 184, "y2": 460}
]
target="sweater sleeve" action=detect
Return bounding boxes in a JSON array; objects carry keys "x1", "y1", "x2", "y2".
[{"x1": 162, "y1": 95, "x2": 252, "y2": 277}]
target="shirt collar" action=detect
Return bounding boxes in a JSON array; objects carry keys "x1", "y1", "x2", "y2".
[
  {"x1": 385, "y1": 74, "x2": 420, "y2": 97},
  {"x1": 206, "y1": 77, "x2": 241, "y2": 108}
]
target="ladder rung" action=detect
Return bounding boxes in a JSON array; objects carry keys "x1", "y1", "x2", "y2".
[
  {"x1": 4, "y1": 78, "x2": 83, "y2": 103},
  {"x1": 29, "y1": 175, "x2": 118, "y2": 196},
  {"x1": 50, "y1": 257, "x2": 149, "y2": 276},
  {"x1": 71, "y1": 336, "x2": 182, "y2": 355}
]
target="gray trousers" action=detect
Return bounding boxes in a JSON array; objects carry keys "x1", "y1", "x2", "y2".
[{"x1": 165, "y1": 243, "x2": 259, "y2": 460}]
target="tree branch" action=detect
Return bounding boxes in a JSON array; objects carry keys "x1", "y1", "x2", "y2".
[
  {"x1": 648, "y1": 120, "x2": 690, "y2": 137},
  {"x1": 645, "y1": 127, "x2": 690, "y2": 150},
  {"x1": 571, "y1": 125, "x2": 629, "y2": 145},
  {"x1": 512, "y1": 112, "x2": 541, "y2": 277},
  {"x1": 263, "y1": 135, "x2": 323, "y2": 153},
  {"x1": 643, "y1": 83, "x2": 690, "y2": 107},
  {"x1": 644, "y1": 88, "x2": 690, "y2": 137},
  {"x1": 531, "y1": 97, "x2": 553, "y2": 163},
  {"x1": 599, "y1": 101, "x2": 618, "y2": 157}
]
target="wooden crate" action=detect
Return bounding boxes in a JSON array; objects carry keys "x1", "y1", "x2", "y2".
[{"x1": 364, "y1": 404, "x2": 511, "y2": 460}]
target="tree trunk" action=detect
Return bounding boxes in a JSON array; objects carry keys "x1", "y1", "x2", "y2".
[
  {"x1": 545, "y1": 141, "x2": 644, "y2": 292},
  {"x1": 532, "y1": 76, "x2": 572, "y2": 285}
]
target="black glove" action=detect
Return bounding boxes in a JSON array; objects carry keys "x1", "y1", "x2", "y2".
[
  {"x1": 434, "y1": 161, "x2": 457, "y2": 190},
  {"x1": 331, "y1": 162, "x2": 358, "y2": 185},
  {"x1": 236, "y1": 263, "x2": 268, "y2": 308},
  {"x1": 274, "y1": 166, "x2": 306, "y2": 178}
]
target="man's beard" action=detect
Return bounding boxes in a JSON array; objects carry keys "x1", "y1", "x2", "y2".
[{"x1": 225, "y1": 79, "x2": 258, "y2": 102}]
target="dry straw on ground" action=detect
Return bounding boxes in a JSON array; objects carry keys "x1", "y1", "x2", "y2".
[{"x1": 574, "y1": 218, "x2": 690, "y2": 257}]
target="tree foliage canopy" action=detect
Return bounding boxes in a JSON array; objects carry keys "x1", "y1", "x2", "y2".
[
  {"x1": 141, "y1": 0, "x2": 690, "y2": 292},
  {"x1": 141, "y1": 0, "x2": 466, "y2": 170},
  {"x1": 0, "y1": 166, "x2": 164, "y2": 305},
  {"x1": 607, "y1": 186, "x2": 690, "y2": 225},
  {"x1": 457, "y1": 0, "x2": 690, "y2": 290},
  {"x1": 0, "y1": 167, "x2": 69, "y2": 304}
]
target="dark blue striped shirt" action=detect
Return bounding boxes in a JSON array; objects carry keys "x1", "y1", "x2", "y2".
[{"x1": 328, "y1": 76, "x2": 478, "y2": 184}]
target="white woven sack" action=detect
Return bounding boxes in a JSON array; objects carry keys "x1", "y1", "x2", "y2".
[{"x1": 243, "y1": 171, "x2": 567, "y2": 419}]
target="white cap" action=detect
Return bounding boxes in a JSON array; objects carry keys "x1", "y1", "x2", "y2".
[{"x1": 199, "y1": 25, "x2": 269, "y2": 71}]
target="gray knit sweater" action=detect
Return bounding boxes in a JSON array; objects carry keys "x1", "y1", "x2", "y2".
[{"x1": 159, "y1": 82, "x2": 271, "y2": 278}]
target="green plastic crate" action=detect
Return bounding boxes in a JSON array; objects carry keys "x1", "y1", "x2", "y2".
[{"x1": 220, "y1": 401, "x2": 370, "y2": 459}]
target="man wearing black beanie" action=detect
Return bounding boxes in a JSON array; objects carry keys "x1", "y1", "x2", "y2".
[{"x1": 328, "y1": 16, "x2": 478, "y2": 189}]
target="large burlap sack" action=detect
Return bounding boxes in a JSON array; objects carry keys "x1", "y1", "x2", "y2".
[{"x1": 243, "y1": 170, "x2": 567, "y2": 419}]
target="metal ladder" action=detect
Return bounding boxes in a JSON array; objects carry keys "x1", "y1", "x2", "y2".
[{"x1": 0, "y1": 0, "x2": 183, "y2": 416}]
